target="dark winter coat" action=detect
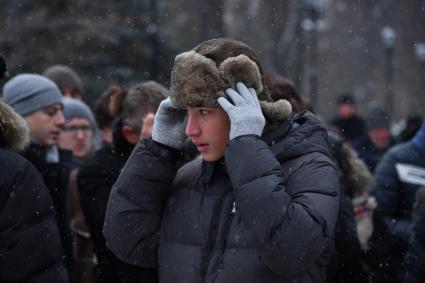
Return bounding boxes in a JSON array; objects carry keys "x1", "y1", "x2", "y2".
[
  {"x1": 369, "y1": 141, "x2": 425, "y2": 282},
  {"x1": 372, "y1": 141, "x2": 425, "y2": 245},
  {"x1": 78, "y1": 118, "x2": 158, "y2": 283},
  {"x1": 326, "y1": 133, "x2": 371, "y2": 283},
  {"x1": 20, "y1": 142, "x2": 76, "y2": 272},
  {"x1": 329, "y1": 115, "x2": 365, "y2": 142},
  {"x1": 0, "y1": 100, "x2": 68, "y2": 282},
  {"x1": 104, "y1": 111, "x2": 340, "y2": 283},
  {"x1": 404, "y1": 187, "x2": 425, "y2": 283}
]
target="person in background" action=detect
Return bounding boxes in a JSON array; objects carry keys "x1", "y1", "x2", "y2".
[
  {"x1": 0, "y1": 55, "x2": 68, "y2": 283},
  {"x1": 43, "y1": 64, "x2": 84, "y2": 100},
  {"x1": 57, "y1": 97, "x2": 97, "y2": 283},
  {"x1": 0, "y1": 99, "x2": 69, "y2": 283},
  {"x1": 77, "y1": 81, "x2": 168, "y2": 283},
  {"x1": 264, "y1": 72, "x2": 372, "y2": 282},
  {"x1": 94, "y1": 85, "x2": 126, "y2": 146},
  {"x1": 329, "y1": 94, "x2": 366, "y2": 143},
  {"x1": 58, "y1": 97, "x2": 96, "y2": 164},
  {"x1": 369, "y1": 119, "x2": 425, "y2": 282},
  {"x1": 3, "y1": 73, "x2": 75, "y2": 278},
  {"x1": 352, "y1": 103, "x2": 395, "y2": 172},
  {"x1": 104, "y1": 38, "x2": 339, "y2": 283},
  {"x1": 264, "y1": 73, "x2": 308, "y2": 113}
]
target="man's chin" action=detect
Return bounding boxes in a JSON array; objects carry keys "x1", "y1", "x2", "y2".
[
  {"x1": 201, "y1": 153, "x2": 223, "y2": 162},
  {"x1": 42, "y1": 139, "x2": 57, "y2": 146}
]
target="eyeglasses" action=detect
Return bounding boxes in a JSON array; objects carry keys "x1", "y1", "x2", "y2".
[{"x1": 62, "y1": 125, "x2": 94, "y2": 135}]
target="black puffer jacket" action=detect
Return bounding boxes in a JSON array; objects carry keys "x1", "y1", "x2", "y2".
[
  {"x1": 0, "y1": 100, "x2": 68, "y2": 282},
  {"x1": 104, "y1": 111, "x2": 340, "y2": 283}
]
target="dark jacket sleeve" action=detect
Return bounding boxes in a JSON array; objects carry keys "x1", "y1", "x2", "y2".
[
  {"x1": 103, "y1": 139, "x2": 179, "y2": 267},
  {"x1": 225, "y1": 136, "x2": 339, "y2": 277},
  {"x1": 372, "y1": 148, "x2": 410, "y2": 243},
  {"x1": 0, "y1": 152, "x2": 65, "y2": 281}
]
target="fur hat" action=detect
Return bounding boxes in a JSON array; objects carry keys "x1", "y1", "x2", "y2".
[
  {"x1": 0, "y1": 99, "x2": 30, "y2": 151},
  {"x1": 170, "y1": 38, "x2": 292, "y2": 125}
]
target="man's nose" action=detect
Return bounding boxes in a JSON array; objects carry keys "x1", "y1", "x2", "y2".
[
  {"x1": 185, "y1": 115, "x2": 200, "y2": 137},
  {"x1": 56, "y1": 110, "x2": 65, "y2": 127}
]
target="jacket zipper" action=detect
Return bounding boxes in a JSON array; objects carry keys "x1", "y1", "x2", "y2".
[
  {"x1": 200, "y1": 193, "x2": 226, "y2": 283},
  {"x1": 217, "y1": 198, "x2": 236, "y2": 270}
]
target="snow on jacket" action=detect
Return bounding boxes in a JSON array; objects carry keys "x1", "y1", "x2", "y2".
[{"x1": 104, "y1": 111, "x2": 340, "y2": 283}]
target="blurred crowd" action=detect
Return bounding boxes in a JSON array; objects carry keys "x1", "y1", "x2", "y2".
[{"x1": 0, "y1": 40, "x2": 424, "y2": 283}]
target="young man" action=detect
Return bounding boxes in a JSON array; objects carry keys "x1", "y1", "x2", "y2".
[
  {"x1": 104, "y1": 38, "x2": 340, "y2": 282},
  {"x1": 59, "y1": 97, "x2": 96, "y2": 162},
  {"x1": 78, "y1": 81, "x2": 168, "y2": 283},
  {"x1": 0, "y1": 99, "x2": 68, "y2": 282},
  {"x1": 3, "y1": 73, "x2": 75, "y2": 276}
]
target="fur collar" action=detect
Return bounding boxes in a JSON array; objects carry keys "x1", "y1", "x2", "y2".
[{"x1": 0, "y1": 99, "x2": 30, "y2": 151}]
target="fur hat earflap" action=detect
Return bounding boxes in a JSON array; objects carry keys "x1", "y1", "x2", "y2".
[
  {"x1": 0, "y1": 99, "x2": 30, "y2": 151},
  {"x1": 170, "y1": 38, "x2": 292, "y2": 124},
  {"x1": 260, "y1": 99, "x2": 292, "y2": 123},
  {"x1": 219, "y1": 54, "x2": 264, "y2": 99},
  {"x1": 171, "y1": 51, "x2": 224, "y2": 108}
]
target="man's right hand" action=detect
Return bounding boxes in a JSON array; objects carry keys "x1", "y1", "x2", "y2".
[{"x1": 152, "y1": 97, "x2": 187, "y2": 149}]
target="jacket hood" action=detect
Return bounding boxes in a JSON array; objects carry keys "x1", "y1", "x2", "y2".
[
  {"x1": 0, "y1": 99, "x2": 30, "y2": 151},
  {"x1": 263, "y1": 111, "x2": 332, "y2": 162}
]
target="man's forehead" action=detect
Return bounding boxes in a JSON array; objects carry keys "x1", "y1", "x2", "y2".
[
  {"x1": 43, "y1": 103, "x2": 63, "y2": 111},
  {"x1": 66, "y1": 117, "x2": 91, "y2": 125}
]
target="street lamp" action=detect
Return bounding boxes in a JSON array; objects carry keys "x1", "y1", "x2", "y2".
[
  {"x1": 381, "y1": 26, "x2": 396, "y2": 122},
  {"x1": 415, "y1": 42, "x2": 425, "y2": 95},
  {"x1": 302, "y1": 0, "x2": 326, "y2": 110},
  {"x1": 147, "y1": 0, "x2": 160, "y2": 80}
]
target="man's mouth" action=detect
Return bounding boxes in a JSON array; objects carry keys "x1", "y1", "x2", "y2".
[
  {"x1": 51, "y1": 131, "x2": 60, "y2": 140},
  {"x1": 195, "y1": 143, "x2": 209, "y2": 152}
]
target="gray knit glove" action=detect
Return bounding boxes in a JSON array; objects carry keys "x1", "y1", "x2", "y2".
[
  {"x1": 218, "y1": 82, "x2": 265, "y2": 140},
  {"x1": 152, "y1": 97, "x2": 188, "y2": 149}
]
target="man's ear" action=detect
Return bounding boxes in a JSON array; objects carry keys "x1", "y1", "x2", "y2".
[{"x1": 122, "y1": 125, "x2": 139, "y2": 145}]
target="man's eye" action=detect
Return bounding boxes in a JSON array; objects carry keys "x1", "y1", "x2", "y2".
[
  {"x1": 200, "y1": 109, "x2": 209, "y2": 115},
  {"x1": 43, "y1": 109, "x2": 59, "y2": 116}
]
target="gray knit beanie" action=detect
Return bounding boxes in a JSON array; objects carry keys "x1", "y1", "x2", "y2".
[
  {"x1": 3, "y1": 74, "x2": 63, "y2": 117},
  {"x1": 62, "y1": 97, "x2": 95, "y2": 127}
]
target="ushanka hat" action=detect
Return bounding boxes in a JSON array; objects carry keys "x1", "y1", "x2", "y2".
[{"x1": 170, "y1": 38, "x2": 292, "y2": 125}]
